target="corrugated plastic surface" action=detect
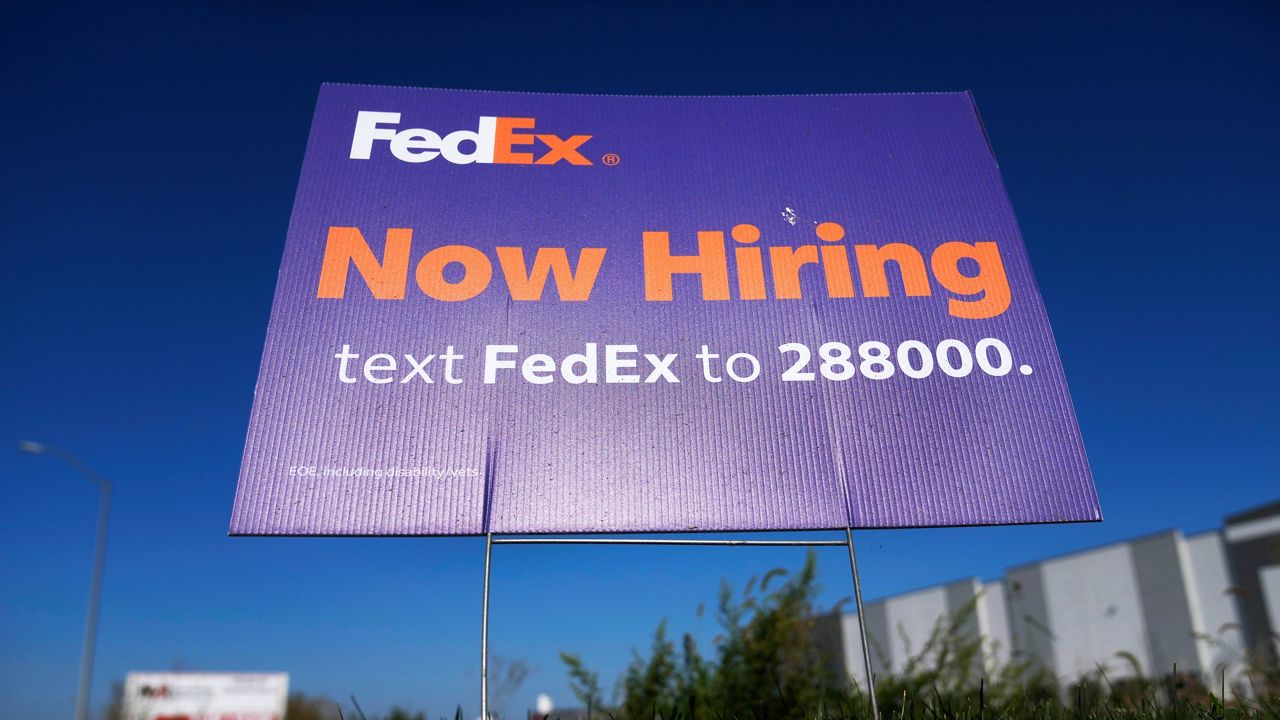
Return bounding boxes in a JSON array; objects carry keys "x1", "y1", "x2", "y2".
[{"x1": 229, "y1": 85, "x2": 1099, "y2": 535}]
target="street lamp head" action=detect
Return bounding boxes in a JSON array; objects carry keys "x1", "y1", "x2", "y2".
[{"x1": 17, "y1": 440, "x2": 47, "y2": 455}]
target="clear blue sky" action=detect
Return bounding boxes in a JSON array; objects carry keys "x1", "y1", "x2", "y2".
[{"x1": 2, "y1": 2, "x2": 1277, "y2": 718}]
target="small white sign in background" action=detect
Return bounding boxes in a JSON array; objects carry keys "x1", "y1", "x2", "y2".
[{"x1": 122, "y1": 672, "x2": 288, "y2": 720}]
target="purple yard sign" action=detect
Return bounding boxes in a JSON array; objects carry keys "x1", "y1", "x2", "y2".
[{"x1": 229, "y1": 84, "x2": 1099, "y2": 536}]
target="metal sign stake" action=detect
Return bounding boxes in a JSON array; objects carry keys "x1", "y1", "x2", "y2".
[
  {"x1": 479, "y1": 532, "x2": 879, "y2": 720},
  {"x1": 845, "y1": 528, "x2": 879, "y2": 720},
  {"x1": 481, "y1": 531, "x2": 493, "y2": 720}
]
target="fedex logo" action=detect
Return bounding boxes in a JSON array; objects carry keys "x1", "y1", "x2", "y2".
[{"x1": 349, "y1": 111, "x2": 593, "y2": 166}]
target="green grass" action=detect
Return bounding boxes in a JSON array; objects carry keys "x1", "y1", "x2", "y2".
[{"x1": 552, "y1": 552, "x2": 1280, "y2": 720}]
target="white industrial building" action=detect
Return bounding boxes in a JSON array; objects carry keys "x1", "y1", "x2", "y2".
[{"x1": 821, "y1": 500, "x2": 1280, "y2": 697}]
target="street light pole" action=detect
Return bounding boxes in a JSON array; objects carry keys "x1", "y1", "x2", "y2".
[{"x1": 18, "y1": 441, "x2": 112, "y2": 720}]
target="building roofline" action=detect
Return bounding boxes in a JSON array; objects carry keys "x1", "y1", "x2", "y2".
[
  {"x1": 854, "y1": 576, "x2": 985, "y2": 611},
  {"x1": 1005, "y1": 528, "x2": 1183, "y2": 572},
  {"x1": 1225, "y1": 499, "x2": 1280, "y2": 526}
]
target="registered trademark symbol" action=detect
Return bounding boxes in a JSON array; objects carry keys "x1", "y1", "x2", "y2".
[{"x1": 601, "y1": 153, "x2": 621, "y2": 166}]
